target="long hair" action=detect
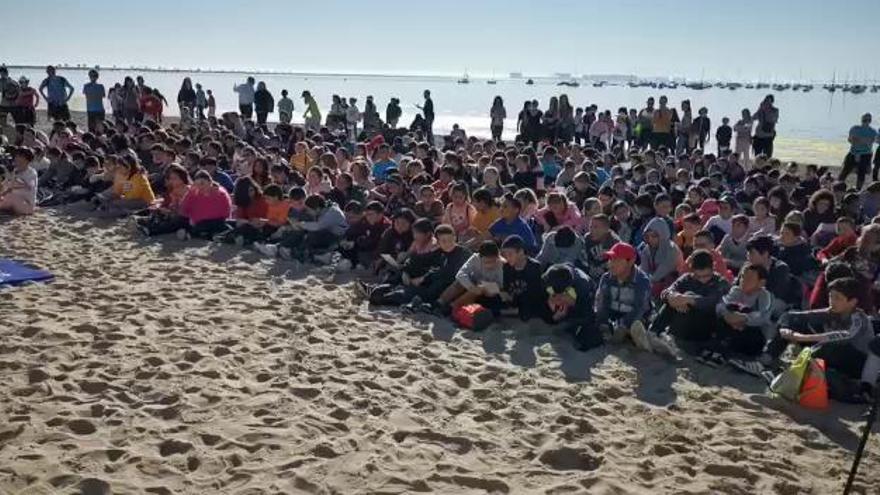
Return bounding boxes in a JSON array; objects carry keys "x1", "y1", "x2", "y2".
[{"x1": 233, "y1": 176, "x2": 262, "y2": 208}]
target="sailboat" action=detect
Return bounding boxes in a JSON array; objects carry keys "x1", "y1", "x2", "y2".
[
  {"x1": 487, "y1": 70, "x2": 497, "y2": 85},
  {"x1": 457, "y1": 70, "x2": 470, "y2": 84}
]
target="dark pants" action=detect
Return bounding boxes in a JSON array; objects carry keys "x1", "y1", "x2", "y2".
[
  {"x1": 425, "y1": 117, "x2": 434, "y2": 144},
  {"x1": 139, "y1": 213, "x2": 188, "y2": 236},
  {"x1": 752, "y1": 136, "x2": 774, "y2": 158},
  {"x1": 840, "y1": 152, "x2": 872, "y2": 190},
  {"x1": 12, "y1": 107, "x2": 36, "y2": 125},
  {"x1": 491, "y1": 124, "x2": 502, "y2": 141},
  {"x1": 874, "y1": 149, "x2": 880, "y2": 182},
  {"x1": 47, "y1": 102, "x2": 70, "y2": 121},
  {"x1": 713, "y1": 321, "x2": 766, "y2": 357},
  {"x1": 765, "y1": 328, "x2": 867, "y2": 379},
  {"x1": 187, "y1": 219, "x2": 230, "y2": 239},
  {"x1": 542, "y1": 310, "x2": 602, "y2": 351},
  {"x1": 239, "y1": 104, "x2": 253, "y2": 120},
  {"x1": 87, "y1": 111, "x2": 105, "y2": 132},
  {"x1": 256, "y1": 111, "x2": 268, "y2": 125},
  {"x1": 650, "y1": 304, "x2": 715, "y2": 341},
  {"x1": 651, "y1": 132, "x2": 674, "y2": 151},
  {"x1": 279, "y1": 229, "x2": 339, "y2": 258},
  {"x1": 231, "y1": 223, "x2": 277, "y2": 244}
]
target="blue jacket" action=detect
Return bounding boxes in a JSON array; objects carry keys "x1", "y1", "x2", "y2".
[
  {"x1": 489, "y1": 216, "x2": 538, "y2": 253},
  {"x1": 595, "y1": 266, "x2": 652, "y2": 328}
]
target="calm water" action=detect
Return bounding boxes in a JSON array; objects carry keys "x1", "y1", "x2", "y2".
[{"x1": 13, "y1": 67, "x2": 880, "y2": 165}]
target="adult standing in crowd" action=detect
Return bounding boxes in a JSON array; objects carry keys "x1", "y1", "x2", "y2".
[
  {"x1": 840, "y1": 113, "x2": 877, "y2": 190},
  {"x1": 753, "y1": 94, "x2": 779, "y2": 158},
  {"x1": 254, "y1": 82, "x2": 275, "y2": 126},
  {"x1": 82, "y1": 69, "x2": 106, "y2": 132},
  {"x1": 38, "y1": 65, "x2": 74, "y2": 122},
  {"x1": 233, "y1": 76, "x2": 256, "y2": 120}
]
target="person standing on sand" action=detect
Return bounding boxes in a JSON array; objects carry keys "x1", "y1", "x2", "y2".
[
  {"x1": 177, "y1": 77, "x2": 197, "y2": 121},
  {"x1": 734, "y1": 108, "x2": 753, "y2": 167},
  {"x1": 0, "y1": 66, "x2": 20, "y2": 127},
  {"x1": 195, "y1": 83, "x2": 207, "y2": 120},
  {"x1": 839, "y1": 113, "x2": 877, "y2": 190},
  {"x1": 490, "y1": 96, "x2": 506, "y2": 141},
  {"x1": 346, "y1": 97, "x2": 361, "y2": 140},
  {"x1": 301, "y1": 91, "x2": 321, "y2": 132},
  {"x1": 636, "y1": 97, "x2": 655, "y2": 148},
  {"x1": 109, "y1": 83, "x2": 123, "y2": 123},
  {"x1": 14, "y1": 77, "x2": 39, "y2": 126},
  {"x1": 120, "y1": 77, "x2": 140, "y2": 123},
  {"x1": 277, "y1": 90, "x2": 294, "y2": 124},
  {"x1": 416, "y1": 90, "x2": 434, "y2": 144},
  {"x1": 233, "y1": 76, "x2": 256, "y2": 120},
  {"x1": 651, "y1": 96, "x2": 673, "y2": 151},
  {"x1": 753, "y1": 94, "x2": 778, "y2": 158},
  {"x1": 253, "y1": 82, "x2": 275, "y2": 126},
  {"x1": 386, "y1": 98, "x2": 402, "y2": 129},
  {"x1": 38, "y1": 65, "x2": 73, "y2": 122},
  {"x1": 207, "y1": 90, "x2": 216, "y2": 118},
  {"x1": 82, "y1": 70, "x2": 106, "y2": 132}
]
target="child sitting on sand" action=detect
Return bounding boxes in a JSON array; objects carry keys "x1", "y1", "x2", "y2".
[
  {"x1": 441, "y1": 182, "x2": 476, "y2": 238},
  {"x1": 650, "y1": 250, "x2": 731, "y2": 346},
  {"x1": 489, "y1": 194, "x2": 538, "y2": 254},
  {"x1": 596, "y1": 242, "x2": 658, "y2": 353},
  {"x1": 229, "y1": 184, "x2": 290, "y2": 246},
  {"x1": 0, "y1": 147, "x2": 38, "y2": 215},
  {"x1": 703, "y1": 263, "x2": 773, "y2": 365},
  {"x1": 461, "y1": 188, "x2": 500, "y2": 249},
  {"x1": 93, "y1": 154, "x2": 155, "y2": 217},
  {"x1": 718, "y1": 214, "x2": 750, "y2": 273},
  {"x1": 542, "y1": 263, "x2": 600, "y2": 351},
  {"x1": 435, "y1": 240, "x2": 505, "y2": 314},
  {"x1": 339, "y1": 201, "x2": 391, "y2": 269},
  {"x1": 499, "y1": 235, "x2": 544, "y2": 320},
  {"x1": 137, "y1": 164, "x2": 191, "y2": 236},
  {"x1": 745, "y1": 277, "x2": 879, "y2": 396},
  {"x1": 177, "y1": 170, "x2": 232, "y2": 240}
]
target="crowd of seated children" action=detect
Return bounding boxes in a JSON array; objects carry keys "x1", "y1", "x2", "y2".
[{"x1": 8, "y1": 85, "x2": 880, "y2": 400}]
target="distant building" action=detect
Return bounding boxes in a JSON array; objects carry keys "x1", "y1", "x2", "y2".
[{"x1": 509, "y1": 72, "x2": 523, "y2": 79}]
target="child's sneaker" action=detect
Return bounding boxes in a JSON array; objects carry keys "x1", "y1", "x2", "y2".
[
  {"x1": 629, "y1": 322, "x2": 653, "y2": 352},
  {"x1": 255, "y1": 243, "x2": 278, "y2": 257},
  {"x1": 336, "y1": 259, "x2": 353, "y2": 272},
  {"x1": 648, "y1": 332, "x2": 680, "y2": 359},
  {"x1": 176, "y1": 228, "x2": 190, "y2": 241}
]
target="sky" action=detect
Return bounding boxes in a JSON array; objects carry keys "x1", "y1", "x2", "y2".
[{"x1": 2, "y1": 0, "x2": 879, "y2": 82}]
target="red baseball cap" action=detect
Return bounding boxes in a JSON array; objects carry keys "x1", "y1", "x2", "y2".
[{"x1": 605, "y1": 242, "x2": 637, "y2": 262}]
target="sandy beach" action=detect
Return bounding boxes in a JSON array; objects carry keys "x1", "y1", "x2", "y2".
[{"x1": 0, "y1": 208, "x2": 877, "y2": 494}]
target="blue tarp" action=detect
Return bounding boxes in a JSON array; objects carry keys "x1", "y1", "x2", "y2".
[{"x1": 0, "y1": 259, "x2": 54, "y2": 286}]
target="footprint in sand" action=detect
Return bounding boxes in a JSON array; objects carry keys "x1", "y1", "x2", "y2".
[{"x1": 67, "y1": 419, "x2": 97, "y2": 435}]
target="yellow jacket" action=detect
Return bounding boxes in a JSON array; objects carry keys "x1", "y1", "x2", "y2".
[{"x1": 114, "y1": 172, "x2": 156, "y2": 203}]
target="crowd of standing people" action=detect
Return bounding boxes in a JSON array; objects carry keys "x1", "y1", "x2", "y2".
[{"x1": 2, "y1": 65, "x2": 880, "y2": 406}]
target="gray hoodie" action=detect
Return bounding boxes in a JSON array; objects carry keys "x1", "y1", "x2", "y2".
[
  {"x1": 301, "y1": 205, "x2": 348, "y2": 237},
  {"x1": 455, "y1": 254, "x2": 504, "y2": 291},
  {"x1": 537, "y1": 231, "x2": 586, "y2": 268},
  {"x1": 637, "y1": 217, "x2": 681, "y2": 283}
]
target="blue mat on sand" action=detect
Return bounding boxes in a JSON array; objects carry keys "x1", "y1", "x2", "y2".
[{"x1": 0, "y1": 259, "x2": 54, "y2": 286}]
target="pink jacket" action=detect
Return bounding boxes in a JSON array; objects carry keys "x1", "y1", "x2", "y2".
[
  {"x1": 179, "y1": 186, "x2": 232, "y2": 225},
  {"x1": 536, "y1": 203, "x2": 584, "y2": 233}
]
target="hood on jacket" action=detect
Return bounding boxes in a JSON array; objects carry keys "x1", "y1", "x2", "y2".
[{"x1": 643, "y1": 216, "x2": 671, "y2": 244}]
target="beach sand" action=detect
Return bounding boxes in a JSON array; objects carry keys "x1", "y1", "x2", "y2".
[{"x1": 1, "y1": 208, "x2": 877, "y2": 494}]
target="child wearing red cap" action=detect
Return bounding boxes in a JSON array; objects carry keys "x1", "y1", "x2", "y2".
[{"x1": 595, "y1": 242, "x2": 656, "y2": 352}]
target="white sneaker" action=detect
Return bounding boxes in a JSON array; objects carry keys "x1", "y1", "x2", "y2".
[
  {"x1": 176, "y1": 228, "x2": 190, "y2": 241},
  {"x1": 336, "y1": 259, "x2": 353, "y2": 272},
  {"x1": 629, "y1": 322, "x2": 653, "y2": 352},
  {"x1": 648, "y1": 332, "x2": 679, "y2": 358},
  {"x1": 256, "y1": 243, "x2": 278, "y2": 257}
]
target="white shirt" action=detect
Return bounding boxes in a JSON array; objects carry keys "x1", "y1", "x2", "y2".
[{"x1": 233, "y1": 83, "x2": 255, "y2": 106}]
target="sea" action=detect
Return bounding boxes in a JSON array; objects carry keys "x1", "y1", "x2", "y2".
[{"x1": 11, "y1": 67, "x2": 880, "y2": 166}]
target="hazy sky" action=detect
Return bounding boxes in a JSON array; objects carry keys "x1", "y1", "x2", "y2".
[{"x1": 3, "y1": 0, "x2": 879, "y2": 81}]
